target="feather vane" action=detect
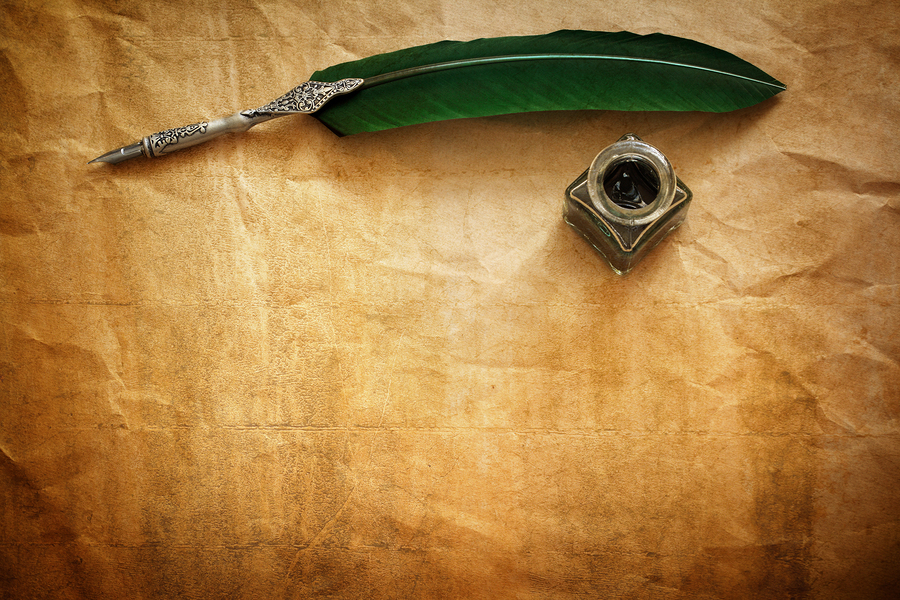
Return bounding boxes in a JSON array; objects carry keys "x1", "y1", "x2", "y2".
[{"x1": 311, "y1": 30, "x2": 785, "y2": 136}]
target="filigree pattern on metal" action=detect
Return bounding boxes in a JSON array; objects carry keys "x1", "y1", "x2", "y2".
[
  {"x1": 148, "y1": 122, "x2": 209, "y2": 154},
  {"x1": 241, "y1": 78, "x2": 364, "y2": 117}
]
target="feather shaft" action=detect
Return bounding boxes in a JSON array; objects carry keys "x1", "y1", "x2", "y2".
[{"x1": 361, "y1": 54, "x2": 786, "y2": 92}]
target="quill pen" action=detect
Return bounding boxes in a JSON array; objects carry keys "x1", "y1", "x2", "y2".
[{"x1": 90, "y1": 30, "x2": 785, "y2": 164}]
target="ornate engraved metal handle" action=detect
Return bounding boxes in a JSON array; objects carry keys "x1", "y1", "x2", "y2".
[
  {"x1": 90, "y1": 78, "x2": 364, "y2": 164},
  {"x1": 142, "y1": 113, "x2": 269, "y2": 157}
]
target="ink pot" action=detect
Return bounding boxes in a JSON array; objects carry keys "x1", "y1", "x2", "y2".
[{"x1": 564, "y1": 133, "x2": 692, "y2": 274}]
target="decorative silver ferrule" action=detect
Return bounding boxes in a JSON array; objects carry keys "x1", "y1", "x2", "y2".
[{"x1": 241, "y1": 78, "x2": 364, "y2": 117}]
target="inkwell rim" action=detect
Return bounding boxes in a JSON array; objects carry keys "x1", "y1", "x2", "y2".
[{"x1": 587, "y1": 134, "x2": 677, "y2": 227}]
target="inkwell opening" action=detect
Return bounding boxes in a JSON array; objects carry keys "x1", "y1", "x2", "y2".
[{"x1": 602, "y1": 158, "x2": 660, "y2": 211}]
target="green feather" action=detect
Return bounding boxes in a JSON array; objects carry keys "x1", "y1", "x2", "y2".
[{"x1": 310, "y1": 30, "x2": 785, "y2": 136}]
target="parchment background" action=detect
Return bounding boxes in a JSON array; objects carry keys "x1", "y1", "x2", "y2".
[{"x1": 2, "y1": 0, "x2": 898, "y2": 598}]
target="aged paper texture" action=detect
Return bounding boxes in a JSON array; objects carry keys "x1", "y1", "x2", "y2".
[{"x1": 1, "y1": 1, "x2": 898, "y2": 598}]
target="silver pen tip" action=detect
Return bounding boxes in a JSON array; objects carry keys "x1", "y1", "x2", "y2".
[{"x1": 89, "y1": 142, "x2": 145, "y2": 165}]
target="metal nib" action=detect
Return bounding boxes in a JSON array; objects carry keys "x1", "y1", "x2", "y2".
[{"x1": 89, "y1": 142, "x2": 144, "y2": 165}]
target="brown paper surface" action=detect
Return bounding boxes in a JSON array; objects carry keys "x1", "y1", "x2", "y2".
[{"x1": 2, "y1": 1, "x2": 899, "y2": 598}]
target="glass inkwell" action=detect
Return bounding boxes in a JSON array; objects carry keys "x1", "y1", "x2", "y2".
[{"x1": 564, "y1": 134, "x2": 692, "y2": 274}]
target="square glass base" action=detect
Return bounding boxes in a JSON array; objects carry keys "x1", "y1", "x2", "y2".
[{"x1": 564, "y1": 169, "x2": 692, "y2": 274}]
